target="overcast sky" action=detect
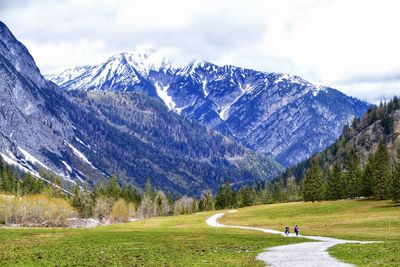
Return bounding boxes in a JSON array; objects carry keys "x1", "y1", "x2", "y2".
[{"x1": 1, "y1": 0, "x2": 399, "y2": 103}]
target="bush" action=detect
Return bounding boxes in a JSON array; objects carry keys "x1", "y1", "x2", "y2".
[
  {"x1": 0, "y1": 193, "x2": 74, "y2": 226},
  {"x1": 110, "y1": 199, "x2": 133, "y2": 223},
  {"x1": 94, "y1": 196, "x2": 114, "y2": 220}
]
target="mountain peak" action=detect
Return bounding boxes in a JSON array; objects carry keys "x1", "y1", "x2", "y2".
[{"x1": 0, "y1": 20, "x2": 47, "y2": 87}]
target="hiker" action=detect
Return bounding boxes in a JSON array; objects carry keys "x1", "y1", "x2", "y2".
[
  {"x1": 294, "y1": 225, "x2": 299, "y2": 236},
  {"x1": 284, "y1": 226, "x2": 290, "y2": 236}
]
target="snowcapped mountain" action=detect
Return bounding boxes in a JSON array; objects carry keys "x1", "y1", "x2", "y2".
[
  {"x1": 0, "y1": 21, "x2": 282, "y2": 194},
  {"x1": 47, "y1": 50, "x2": 370, "y2": 166}
]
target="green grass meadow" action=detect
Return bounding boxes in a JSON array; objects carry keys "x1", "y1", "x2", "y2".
[
  {"x1": 221, "y1": 199, "x2": 400, "y2": 266},
  {"x1": 0, "y1": 212, "x2": 303, "y2": 266},
  {"x1": 0, "y1": 199, "x2": 398, "y2": 266}
]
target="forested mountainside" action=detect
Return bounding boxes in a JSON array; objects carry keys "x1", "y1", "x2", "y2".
[
  {"x1": 275, "y1": 97, "x2": 400, "y2": 202},
  {"x1": 47, "y1": 51, "x2": 369, "y2": 167},
  {"x1": 0, "y1": 21, "x2": 282, "y2": 195}
]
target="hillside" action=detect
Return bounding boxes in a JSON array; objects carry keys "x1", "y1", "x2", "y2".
[
  {"x1": 47, "y1": 50, "x2": 369, "y2": 167},
  {"x1": 285, "y1": 97, "x2": 400, "y2": 181},
  {"x1": 0, "y1": 21, "x2": 282, "y2": 194}
]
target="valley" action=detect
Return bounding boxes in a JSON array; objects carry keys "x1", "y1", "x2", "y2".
[{"x1": 0, "y1": 200, "x2": 398, "y2": 266}]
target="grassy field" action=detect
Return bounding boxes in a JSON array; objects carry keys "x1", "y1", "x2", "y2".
[
  {"x1": 0, "y1": 200, "x2": 398, "y2": 266},
  {"x1": 221, "y1": 199, "x2": 400, "y2": 266},
  {"x1": 0, "y1": 211, "x2": 305, "y2": 266}
]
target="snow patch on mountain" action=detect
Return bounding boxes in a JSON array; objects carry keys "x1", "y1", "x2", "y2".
[
  {"x1": 61, "y1": 160, "x2": 73, "y2": 173},
  {"x1": 48, "y1": 49, "x2": 370, "y2": 166},
  {"x1": 17, "y1": 146, "x2": 50, "y2": 170},
  {"x1": 154, "y1": 82, "x2": 179, "y2": 113},
  {"x1": 64, "y1": 140, "x2": 97, "y2": 169}
]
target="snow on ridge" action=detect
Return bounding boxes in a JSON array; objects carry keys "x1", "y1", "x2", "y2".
[
  {"x1": 1, "y1": 151, "x2": 74, "y2": 195},
  {"x1": 201, "y1": 78, "x2": 209, "y2": 97},
  {"x1": 64, "y1": 140, "x2": 97, "y2": 169},
  {"x1": 61, "y1": 160, "x2": 73, "y2": 172},
  {"x1": 218, "y1": 83, "x2": 253, "y2": 121},
  {"x1": 1, "y1": 151, "x2": 39, "y2": 177},
  {"x1": 312, "y1": 84, "x2": 328, "y2": 96},
  {"x1": 17, "y1": 146, "x2": 50, "y2": 170},
  {"x1": 154, "y1": 81, "x2": 180, "y2": 113},
  {"x1": 75, "y1": 136, "x2": 90, "y2": 149}
]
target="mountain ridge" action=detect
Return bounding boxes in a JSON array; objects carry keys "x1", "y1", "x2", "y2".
[
  {"x1": 0, "y1": 21, "x2": 281, "y2": 195},
  {"x1": 47, "y1": 50, "x2": 370, "y2": 166}
]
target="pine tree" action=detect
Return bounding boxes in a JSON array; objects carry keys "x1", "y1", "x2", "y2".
[
  {"x1": 215, "y1": 182, "x2": 233, "y2": 209},
  {"x1": 374, "y1": 142, "x2": 391, "y2": 200},
  {"x1": 145, "y1": 177, "x2": 155, "y2": 200},
  {"x1": 286, "y1": 176, "x2": 300, "y2": 201},
  {"x1": 22, "y1": 173, "x2": 35, "y2": 194},
  {"x1": 392, "y1": 148, "x2": 400, "y2": 202},
  {"x1": 0, "y1": 155, "x2": 4, "y2": 176},
  {"x1": 191, "y1": 198, "x2": 198, "y2": 213},
  {"x1": 303, "y1": 159, "x2": 324, "y2": 202},
  {"x1": 107, "y1": 175, "x2": 121, "y2": 199},
  {"x1": 198, "y1": 197, "x2": 205, "y2": 211},
  {"x1": 362, "y1": 154, "x2": 375, "y2": 199},
  {"x1": 344, "y1": 149, "x2": 362, "y2": 199},
  {"x1": 273, "y1": 177, "x2": 287, "y2": 202},
  {"x1": 326, "y1": 162, "x2": 343, "y2": 200}
]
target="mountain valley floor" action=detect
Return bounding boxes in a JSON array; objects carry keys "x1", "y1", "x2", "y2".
[{"x1": 0, "y1": 199, "x2": 398, "y2": 266}]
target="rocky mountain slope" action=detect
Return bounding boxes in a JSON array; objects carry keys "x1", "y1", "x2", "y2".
[
  {"x1": 47, "y1": 50, "x2": 369, "y2": 166},
  {"x1": 0, "y1": 21, "x2": 282, "y2": 194},
  {"x1": 284, "y1": 98, "x2": 400, "y2": 180}
]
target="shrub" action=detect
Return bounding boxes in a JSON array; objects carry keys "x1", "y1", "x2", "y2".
[
  {"x1": 0, "y1": 193, "x2": 74, "y2": 226},
  {"x1": 110, "y1": 199, "x2": 130, "y2": 223},
  {"x1": 94, "y1": 196, "x2": 114, "y2": 220}
]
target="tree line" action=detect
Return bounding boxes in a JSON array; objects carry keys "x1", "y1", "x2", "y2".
[{"x1": 301, "y1": 143, "x2": 400, "y2": 202}]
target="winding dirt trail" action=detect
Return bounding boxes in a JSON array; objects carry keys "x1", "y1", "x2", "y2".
[{"x1": 206, "y1": 212, "x2": 374, "y2": 267}]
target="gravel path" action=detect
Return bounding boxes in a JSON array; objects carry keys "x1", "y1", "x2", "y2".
[{"x1": 206, "y1": 212, "x2": 374, "y2": 267}]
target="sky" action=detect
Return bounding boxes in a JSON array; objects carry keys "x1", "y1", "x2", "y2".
[{"x1": 1, "y1": 0, "x2": 399, "y2": 103}]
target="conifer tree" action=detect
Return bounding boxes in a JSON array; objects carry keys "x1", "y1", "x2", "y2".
[
  {"x1": 22, "y1": 173, "x2": 35, "y2": 194},
  {"x1": 107, "y1": 175, "x2": 121, "y2": 199},
  {"x1": 326, "y1": 162, "x2": 343, "y2": 200},
  {"x1": 344, "y1": 149, "x2": 362, "y2": 198},
  {"x1": 362, "y1": 154, "x2": 375, "y2": 199},
  {"x1": 215, "y1": 182, "x2": 233, "y2": 209},
  {"x1": 392, "y1": 148, "x2": 400, "y2": 202},
  {"x1": 286, "y1": 176, "x2": 300, "y2": 201},
  {"x1": 0, "y1": 155, "x2": 3, "y2": 175},
  {"x1": 374, "y1": 142, "x2": 391, "y2": 200},
  {"x1": 191, "y1": 198, "x2": 198, "y2": 213},
  {"x1": 145, "y1": 177, "x2": 155, "y2": 200},
  {"x1": 198, "y1": 197, "x2": 205, "y2": 211},
  {"x1": 303, "y1": 159, "x2": 324, "y2": 202}
]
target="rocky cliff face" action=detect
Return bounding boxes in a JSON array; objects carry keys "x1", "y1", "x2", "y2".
[
  {"x1": 47, "y1": 51, "x2": 370, "y2": 166},
  {"x1": 0, "y1": 21, "x2": 281, "y2": 194}
]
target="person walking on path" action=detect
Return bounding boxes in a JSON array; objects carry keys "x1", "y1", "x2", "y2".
[
  {"x1": 294, "y1": 225, "x2": 300, "y2": 236},
  {"x1": 284, "y1": 226, "x2": 290, "y2": 236}
]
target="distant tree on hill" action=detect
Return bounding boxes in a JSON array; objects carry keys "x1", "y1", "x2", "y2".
[
  {"x1": 344, "y1": 149, "x2": 362, "y2": 198},
  {"x1": 107, "y1": 175, "x2": 121, "y2": 199},
  {"x1": 392, "y1": 148, "x2": 400, "y2": 202},
  {"x1": 286, "y1": 176, "x2": 300, "y2": 201},
  {"x1": 145, "y1": 177, "x2": 155, "y2": 200},
  {"x1": 215, "y1": 182, "x2": 234, "y2": 209},
  {"x1": 362, "y1": 154, "x2": 376, "y2": 199},
  {"x1": 303, "y1": 159, "x2": 324, "y2": 202},
  {"x1": 326, "y1": 162, "x2": 343, "y2": 200},
  {"x1": 374, "y1": 142, "x2": 392, "y2": 200}
]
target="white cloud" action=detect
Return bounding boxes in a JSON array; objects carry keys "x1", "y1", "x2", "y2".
[{"x1": 1, "y1": 0, "x2": 400, "y2": 102}]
